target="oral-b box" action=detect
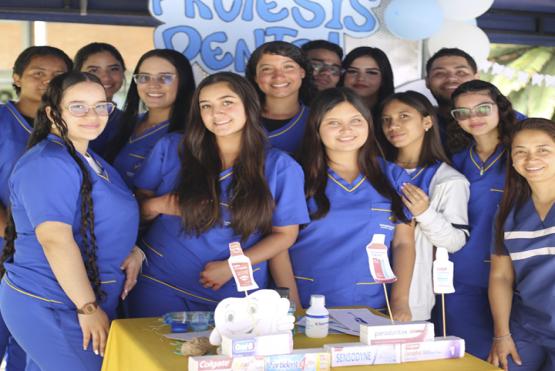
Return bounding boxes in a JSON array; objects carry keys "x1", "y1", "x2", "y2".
[
  {"x1": 264, "y1": 348, "x2": 331, "y2": 371},
  {"x1": 324, "y1": 342, "x2": 400, "y2": 367},
  {"x1": 401, "y1": 336, "x2": 465, "y2": 362},
  {"x1": 188, "y1": 355, "x2": 264, "y2": 371},
  {"x1": 221, "y1": 332, "x2": 293, "y2": 357},
  {"x1": 360, "y1": 321, "x2": 434, "y2": 345}
]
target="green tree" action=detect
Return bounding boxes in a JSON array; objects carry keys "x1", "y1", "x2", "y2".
[{"x1": 481, "y1": 45, "x2": 555, "y2": 120}]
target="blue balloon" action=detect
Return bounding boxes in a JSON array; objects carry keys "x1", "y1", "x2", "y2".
[{"x1": 384, "y1": 0, "x2": 443, "y2": 41}]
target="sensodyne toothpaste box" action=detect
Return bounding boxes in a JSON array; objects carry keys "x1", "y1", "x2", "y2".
[
  {"x1": 360, "y1": 321, "x2": 434, "y2": 345},
  {"x1": 221, "y1": 332, "x2": 293, "y2": 357},
  {"x1": 324, "y1": 342, "x2": 401, "y2": 367},
  {"x1": 188, "y1": 355, "x2": 264, "y2": 371},
  {"x1": 264, "y1": 348, "x2": 331, "y2": 371},
  {"x1": 401, "y1": 336, "x2": 465, "y2": 362}
]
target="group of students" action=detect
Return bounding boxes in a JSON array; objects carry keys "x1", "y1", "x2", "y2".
[{"x1": 0, "y1": 39, "x2": 552, "y2": 371}]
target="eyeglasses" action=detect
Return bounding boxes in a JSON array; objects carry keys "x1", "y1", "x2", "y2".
[
  {"x1": 450, "y1": 102, "x2": 496, "y2": 121},
  {"x1": 311, "y1": 61, "x2": 342, "y2": 76},
  {"x1": 132, "y1": 73, "x2": 176, "y2": 85},
  {"x1": 65, "y1": 102, "x2": 116, "y2": 117}
]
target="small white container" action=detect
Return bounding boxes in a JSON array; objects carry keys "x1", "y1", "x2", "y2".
[{"x1": 305, "y1": 295, "x2": 329, "y2": 338}]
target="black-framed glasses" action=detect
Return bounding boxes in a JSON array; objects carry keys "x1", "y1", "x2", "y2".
[
  {"x1": 65, "y1": 102, "x2": 116, "y2": 117},
  {"x1": 450, "y1": 102, "x2": 496, "y2": 121},
  {"x1": 132, "y1": 73, "x2": 176, "y2": 85},
  {"x1": 311, "y1": 61, "x2": 342, "y2": 76}
]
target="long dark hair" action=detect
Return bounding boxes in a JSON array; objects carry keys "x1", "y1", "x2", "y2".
[
  {"x1": 0, "y1": 72, "x2": 105, "y2": 300},
  {"x1": 340, "y1": 47, "x2": 394, "y2": 115},
  {"x1": 447, "y1": 80, "x2": 516, "y2": 153},
  {"x1": 379, "y1": 91, "x2": 450, "y2": 167},
  {"x1": 176, "y1": 72, "x2": 274, "y2": 241},
  {"x1": 495, "y1": 118, "x2": 555, "y2": 254},
  {"x1": 73, "y1": 42, "x2": 126, "y2": 72},
  {"x1": 245, "y1": 41, "x2": 315, "y2": 106},
  {"x1": 298, "y1": 87, "x2": 408, "y2": 223},
  {"x1": 105, "y1": 49, "x2": 195, "y2": 162},
  {"x1": 12, "y1": 46, "x2": 73, "y2": 95}
]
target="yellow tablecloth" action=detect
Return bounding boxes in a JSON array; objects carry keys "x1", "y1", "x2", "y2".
[{"x1": 101, "y1": 317, "x2": 501, "y2": 371}]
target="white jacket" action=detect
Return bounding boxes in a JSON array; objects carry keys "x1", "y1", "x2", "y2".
[{"x1": 408, "y1": 162, "x2": 470, "y2": 320}]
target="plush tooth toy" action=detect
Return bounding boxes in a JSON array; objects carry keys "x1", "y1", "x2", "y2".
[{"x1": 209, "y1": 289, "x2": 295, "y2": 346}]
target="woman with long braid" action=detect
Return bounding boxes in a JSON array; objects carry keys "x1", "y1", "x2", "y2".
[{"x1": 0, "y1": 72, "x2": 141, "y2": 371}]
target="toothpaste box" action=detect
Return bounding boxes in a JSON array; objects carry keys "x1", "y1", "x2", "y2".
[
  {"x1": 324, "y1": 342, "x2": 401, "y2": 367},
  {"x1": 264, "y1": 348, "x2": 331, "y2": 371},
  {"x1": 188, "y1": 355, "x2": 264, "y2": 371},
  {"x1": 221, "y1": 332, "x2": 293, "y2": 357},
  {"x1": 401, "y1": 336, "x2": 465, "y2": 362},
  {"x1": 360, "y1": 321, "x2": 435, "y2": 345}
]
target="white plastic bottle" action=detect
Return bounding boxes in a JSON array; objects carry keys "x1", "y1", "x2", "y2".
[{"x1": 305, "y1": 295, "x2": 329, "y2": 338}]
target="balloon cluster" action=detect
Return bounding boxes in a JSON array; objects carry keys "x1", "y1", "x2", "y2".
[{"x1": 384, "y1": 0, "x2": 493, "y2": 63}]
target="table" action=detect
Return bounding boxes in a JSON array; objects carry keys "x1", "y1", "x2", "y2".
[{"x1": 101, "y1": 318, "x2": 501, "y2": 371}]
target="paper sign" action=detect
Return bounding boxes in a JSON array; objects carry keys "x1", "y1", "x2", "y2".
[
  {"x1": 366, "y1": 240, "x2": 397, "y2": 284},
  {"x1": 228, "y1": 242, "x2": 258, "y2": 292}
]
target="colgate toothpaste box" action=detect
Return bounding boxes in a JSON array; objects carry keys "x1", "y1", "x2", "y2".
[
  {"x1": 188, "y1": 355, "x2": 264, "y2": 371},
  {"x1": 221, "y1": 332, "x2": 293, "y2": 357}
]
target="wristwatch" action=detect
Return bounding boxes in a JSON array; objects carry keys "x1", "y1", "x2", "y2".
[{"x1": 77, "y1": 301, "x2": 99, "y2": 315}]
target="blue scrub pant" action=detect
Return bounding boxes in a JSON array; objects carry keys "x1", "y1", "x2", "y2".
[
  {"x1": 0, "y1": 314, "x2": 26, "y2": 371},
  {"x1": 503, "y1": 321, "x2": 555, "y2": 371},
  {"x1": 0, "y1": 281, "x2": 102, "y2": 371},
  {"x1": 435, "y1": 283, "x2": 493, "y2": 360},
  {"x1": 126, "y1": 274, "x2": 217, "y2": 318}
]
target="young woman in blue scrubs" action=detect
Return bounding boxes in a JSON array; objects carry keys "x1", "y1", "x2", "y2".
[
  {"x1": 379, "y1": 91, "x2": 469, "y2": 321},
  {"x1": 0, "y1": 72, "x2": 141, "y2": 371},
  {"x1": 489, "y1": 118, "x2": 555, "y2": 371},
  {"x1": 341, "y1": 47, "x2": 394, "y2": 128},
  {"x1": 446, "y1": 80, "x2": 518, "y2": 359},
  {"x1": 106, "y1": 49, "x2": 195, "y2": 187},
  {"x1": 245, "y1": 41, "x2": 314, "y2": 154},
  {"x1": 74, "y1": 43, "x2": 126, "y2": 157},
  {"x1": 126, "y1": 72, "x2": 309, "y2": 316},
  {"x1": 0, "y1": 45, "x2": 72, "y2": 371},
  {"x1": 289, "y1": 88, "x2": 415, "y2": 320}
]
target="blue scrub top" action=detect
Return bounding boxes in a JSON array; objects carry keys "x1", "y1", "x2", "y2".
[
  {"x1": 289, "y1": 159, "x2": 410, "y2": 309},
  {"x1": 497, "y1": 199, "x2": 555, "y2": 347},
  {"x1": 451, "y1": 144, "x2": 506, "y2": 287},
  {"x1": 266, "y1": 104, "x2": 309, "y2": 154},
  {"x1": 405, "y1": 162, "x2": 442, "y2": 194},
  {"x1": 4, "y1": 134, "x2": 139, "y2": 317},
  {"x1": 113, "y1": 115, "x2": 170, "y2": 188},
  {"x1": 89, "y1": 108, "x2": 123, "y2": 157},
  {"x1": 0, "y1": 101, "x2": 32, "y2": 207},
  {"x1": 0, "y1": 101, "x2": 33, "y2": 249},
  {"x1": 134, "y1": 133, "x2": 310, "y2": 307}
]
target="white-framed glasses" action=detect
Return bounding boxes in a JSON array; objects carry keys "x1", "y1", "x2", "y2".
[
  {"x1": 451, "y1": 102, "x2": 496, "y2": 121},
  {"x1": 132, "y1": 73, "x2": 176, "y2": 85},
  {"x1": 65, "y1": 102, "x2": 116, "y2": 117}
]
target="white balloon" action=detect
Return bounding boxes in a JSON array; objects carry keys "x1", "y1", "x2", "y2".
[
  {"x1": 438, "y1": 0, "x2": 494, "y2": 21},
  {"x1": 427, "y1": 20, "x2": 491, "y2": 64}
]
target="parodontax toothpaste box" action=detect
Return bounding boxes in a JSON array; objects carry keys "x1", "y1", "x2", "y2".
[
  {"x1": 221, "y1": 332, "x2": 293, "y2": 357},
  {"x1": 359, "y1": 321, "x2": 435, "y2": 345},
  {"x1": 401, "y1": 336, "x2": 465, "y2": 362},
  {"x1": 323, "y1": 342, "x2": 401, "y2": 367}
]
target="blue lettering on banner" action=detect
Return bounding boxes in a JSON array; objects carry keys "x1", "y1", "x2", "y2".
[{"x1": 149, "y1": 0, "x2": 381, "y2": 74}]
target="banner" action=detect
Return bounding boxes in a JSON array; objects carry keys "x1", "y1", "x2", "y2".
[{"x1": 149, "y1": 0, "x2": 381, "y2": 73}]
